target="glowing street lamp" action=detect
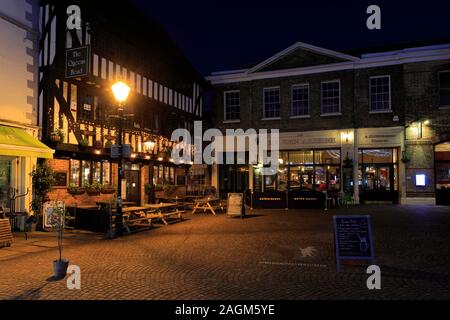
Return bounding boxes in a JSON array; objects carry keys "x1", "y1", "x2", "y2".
[
  {"x1": 112, "y1": 81, "x2": 131, "y2": 106},
  {"x1": 112, "y1": 81, "x2": 130, "y2": 236}
]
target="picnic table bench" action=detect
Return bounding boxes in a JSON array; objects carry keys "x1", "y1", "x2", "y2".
[
  {"x1": 192, "y1": 198, "x2": 226, "y2": 215},
  {"x1": 111, "y1": 204, "x2": 185, "y2": 233},
  {"x1": 0, "y1": 219, "x2": 13, "y2": 247}
]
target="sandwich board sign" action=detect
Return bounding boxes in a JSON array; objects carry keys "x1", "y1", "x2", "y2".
[
  {"x1": 227, "y1": 193, "x2": 245, "y2": 218},
  {"x1": 333, "y1": 215, "x2": 375, "y2": 272}
]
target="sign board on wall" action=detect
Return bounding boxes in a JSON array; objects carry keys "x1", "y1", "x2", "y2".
[
  {"x1": 357, "y1": 127, "x2": 403, "y2": 148},
  {"x1": 53, "y1": 172, "x2": 68, "y2": 187},
  {"x1": 65, "y1": 46, "x2": 90, "y2": 78},
  {"x1": 333, "y1": 215, "x2": 375, "y2": 272},
  {"x1": 279, "y1": 130, "x2": 341, "y2": 150}
]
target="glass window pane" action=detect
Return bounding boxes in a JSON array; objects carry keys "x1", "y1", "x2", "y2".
[
  {"x1": 159, "y1": 165, "x2": 164, "y2": 184},
  {"x1": 0, "y1": 157, "x2": 12, "y2": 208},
  {"x1": 289, "y1": 151, "x2": 313, "y2": 164},
  {"x1": 102, "y1": 162, "x2": 111, "y2": 185},
  {"x1": 153, "y1": 166, "x2": 159, "y2": 185},
  {"x1": 362, "y1": 149, "x2": 393, "y2": 164},
  {"x1": 82, "y1": 161, "x2": 91, "y2": 186},
  {"x1": 69, "y1": 160, "x2": 80, "y2": 187},
  {"x1": 315, "y1": 166, "x2": 327, "y2": 191},
  {"x1": 92, "y1": 162, "x2": 101, "y2": 183},
  {"x1": 327, "y1": 165, "x2": 341, "y2": 192},
  {"x1": 289, "y1": 166, "x2": 314, "y2": 190},
  {"x1": 277, "y1": 165, "x2": 288, "y2": 191},
  {"x1": 314, "y1": 150, "x2": 341, "y2": 164},
  {"x1": 279, "y1": 151, "x2": 289, "y2": 165}
]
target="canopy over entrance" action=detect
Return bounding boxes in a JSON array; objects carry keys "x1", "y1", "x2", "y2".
[{"x1": 0, "y1": 125, "x2": 54, "y2": 159}]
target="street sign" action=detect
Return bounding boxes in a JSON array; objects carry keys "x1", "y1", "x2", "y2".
[
  {"x1": 111, "y1": 144, "x2": 132, "y2": 159},
  {"x1": 333, "y1": 215, "x2": 375, "y2": 272},
  {"x1": 65, "y1": 46, "x2": 90, "y2": 78}
]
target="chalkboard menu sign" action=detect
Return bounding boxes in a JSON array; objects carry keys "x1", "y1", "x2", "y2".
[
  {"x1": 333, "y1": 215, "x2": 375, "y2": 272},
  {"x1": 66, "y1": 46, "x2": 90, "y2": 78},
  {"x1": 54, "y1": 171, "x2": 68, "y2": 187},
  {"x1": 227, "y1": 193, "x2": 245, "y2": 218}
]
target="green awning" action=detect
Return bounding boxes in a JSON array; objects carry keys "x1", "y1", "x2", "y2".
[{"x1": 0, "y1": 125, "x2": 54, "y2": 159}]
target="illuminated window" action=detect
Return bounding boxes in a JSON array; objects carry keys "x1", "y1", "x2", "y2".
[
  {"x1": 69, "y1": 160, "x2": 80, "y2": 187},
  {"x1": 102, "y1": 162, "x2": 111, "y2": 185}
]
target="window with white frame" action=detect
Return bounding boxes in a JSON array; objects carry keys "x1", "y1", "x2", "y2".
[
  {"x1": 439, "y1": 71, "x2": 450, "y2": 107},
  {"x1": 263, "y1": 87, "x2": 281, "y2": 118},
  {"x1": 224, "y1": 91, "x2": 240, "y2": 121},
  {"x1": 321, "y1": 81, "x2": 340, "y2": 114},
  {"x1": 291, "y1": 84, "x2": 309, "y2": 117},
  {"x1": 370, "y1": 75, "x2": 391, "y2": 112}
]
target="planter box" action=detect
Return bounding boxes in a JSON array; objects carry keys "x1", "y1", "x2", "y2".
[{"x1": 86, "y1": 190, "x2": 101, "y2": 196}]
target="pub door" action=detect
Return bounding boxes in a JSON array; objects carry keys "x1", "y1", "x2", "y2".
[
  {"x1": 219, "y1": 165, "x2": 249, "y2": 196},
  {"x1": 124, "y1": 170, "x2": 140, "y2": 204},
  {"x1": 360, "y1": 164, "x2": 398, "y2": 203}
]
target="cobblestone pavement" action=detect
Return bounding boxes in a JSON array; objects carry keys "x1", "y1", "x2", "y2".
[{"x1": 1, "y1": 205, "x2": 450, "y2": 300}]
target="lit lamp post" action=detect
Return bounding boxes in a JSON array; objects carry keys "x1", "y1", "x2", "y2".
[{"x1": 111, "y1": 81, "x2": 131, "y2": 235}]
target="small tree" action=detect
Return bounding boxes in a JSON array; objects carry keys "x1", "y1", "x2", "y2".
[
  {"x1": 48, "y1": 199, "x2": 66, "y2": 262},
  {"x1": 30, "y1": 161, "x2": 55, "y2": 230}
]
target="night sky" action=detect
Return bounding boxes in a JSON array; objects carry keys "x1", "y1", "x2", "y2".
[{"x1": 129, "y1": 0, "x2": 450, "y2": 76}]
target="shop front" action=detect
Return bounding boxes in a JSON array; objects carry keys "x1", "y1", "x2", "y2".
[
  {"x1": 0, "y1": 125, "x2": 54, "y2": 215},
  {"x1": 358, "y1": 148, "x2": 399, "y2": 204},
  {"x1": 213, "y1": 127, "x2": 406, "y2": 207},
  {"x1": 48, "y1": 155, "x2": 188, "y2": 208},
  {"x1": 435, "y1": 141, "x2": 450, "y2": 205},
  {"x1": 249, "y1": 149, "x2": 341, "y2": 209},
  {"x1": 356, "y1": 127, "x2": 404, "y2": 205}
]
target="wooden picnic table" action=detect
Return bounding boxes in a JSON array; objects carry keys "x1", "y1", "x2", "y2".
[
  {"x1": 191, "y1": 198, "x2": 224, "y2": 215},
  {"x1": 143, "y1": 203, "x2": 185, "y2": 225}
]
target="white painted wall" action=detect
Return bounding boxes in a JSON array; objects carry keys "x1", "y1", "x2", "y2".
[{"x1": 0, "y1": 0, "x2": 39, "y2": 127}]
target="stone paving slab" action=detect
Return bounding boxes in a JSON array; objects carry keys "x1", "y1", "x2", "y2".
[{"x1": 0, "y1": 205, "x2": 449, "y2": 300}]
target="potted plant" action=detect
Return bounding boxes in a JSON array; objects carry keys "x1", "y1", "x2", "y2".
[
  {"x1": 49, "y1": 129, "x2": 64, "y2": 143},
  {"x1": 79, "y1": 137, "x2": 89, "y2": 150},
  {"x1": 105, "y1": 140, "x2": 113, "y2": 149},
  {"x1": 67, "y1": 184, "x2": 85, "y2": 196},
  {"x1": 30, "y1": 161, "x2": 55, "y2": 231},
  {"x1": 49, "y1": 199, "x2": 69, "y2": 279},
  {"x1": 86, "y1": 181, "x2": 102, "y2": 196},
  {"x1": 101, "y1": 184, "x2": 117, "y2": 194}
]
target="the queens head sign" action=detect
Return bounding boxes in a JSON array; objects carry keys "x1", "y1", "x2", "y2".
[{"x1": 171, "y1": 122, "x2": 279, "y2": 176}]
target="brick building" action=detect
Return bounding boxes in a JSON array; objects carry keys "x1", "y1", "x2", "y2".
[
  {"x1": 207, "y1": 41, "x2": 450, "y2": 206},
  {"x1": 39, "y1": 0, "x2": 207, "y2": 210}
]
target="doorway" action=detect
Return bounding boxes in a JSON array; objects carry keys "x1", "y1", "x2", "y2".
[
  {"x1": 0, "y1": 156, "x2": 13, "y2": 210},
  {"x1": 124, "y1": 169, "x2": 140, "y2": 204},
  {"x1": 358, "y1": 148, "x2": 399, "y2": 204},
  {"x1": 435, "y1": 142, "x2": 450, "y2": 205},
  {"x1": 219, "y1": 165, "x2": 249, "y2": 195}
]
